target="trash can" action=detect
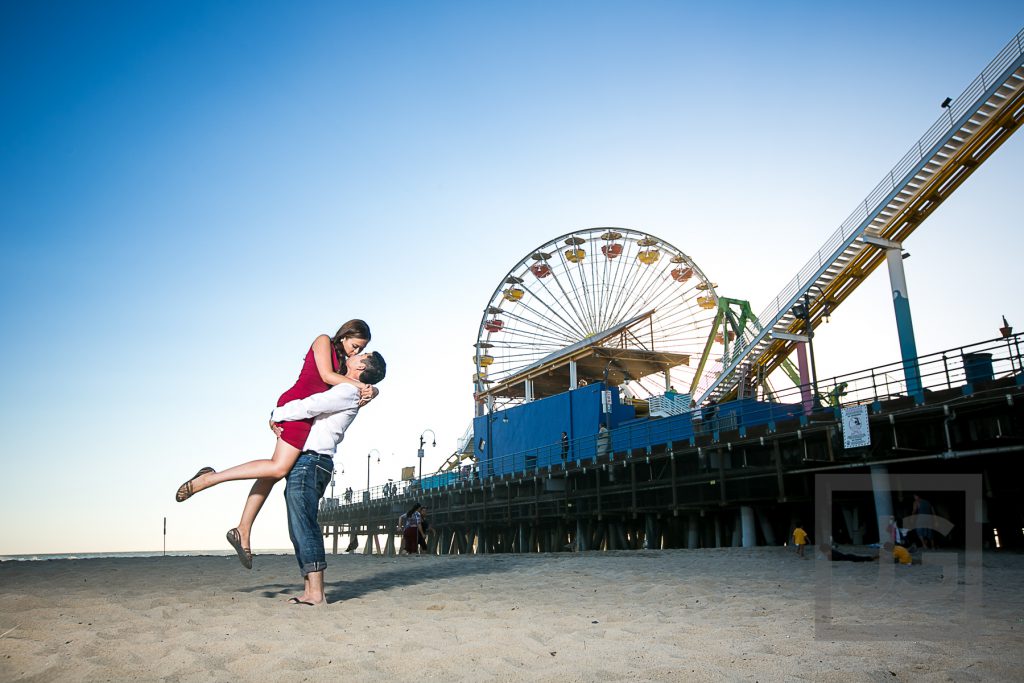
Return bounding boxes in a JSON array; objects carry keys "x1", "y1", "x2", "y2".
[{"x1": 963, "y1": 352, "x2": 994, "y2": 384}]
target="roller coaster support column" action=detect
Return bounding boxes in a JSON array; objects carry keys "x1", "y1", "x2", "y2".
[
  {"x1": 773, "y1": 331, "x2": 813, "y2": 413},
  {"x1": 795, "y1": 341, "x2": 812, "y2": 413},
  {"x1": 871, "y1": 464, "x2": 894, "y2": 545},
  {"x1": 865, "y1": 236, "x2": 923, "y2": 401}
]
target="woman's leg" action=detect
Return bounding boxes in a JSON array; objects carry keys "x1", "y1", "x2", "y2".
[
  {"x1": 234, "y1": 477, "x2": 276, "y2": 551},
  {"x1": 186, "y1": 439, "x2": 302, "y2": 496}
]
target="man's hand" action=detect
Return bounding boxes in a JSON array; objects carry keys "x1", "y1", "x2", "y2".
[
  {"x1": 357, "y1": 384, "x2": 379, "y2": 407},
  {"x1": 269, "y1": 419, "x2": 284, "y2": 438}
]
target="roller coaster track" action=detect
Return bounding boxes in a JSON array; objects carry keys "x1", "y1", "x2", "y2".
[{"x1": 696, "y1": 27, "x2": 1024, "y2": 405}]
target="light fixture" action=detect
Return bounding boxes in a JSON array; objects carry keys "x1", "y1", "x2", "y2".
[
  {"x1": 418, "y1": 429, "x2": 437, "y2": 482},
  {"x1": 941, "y1": 97, "x2": 952, "y2": 108}
]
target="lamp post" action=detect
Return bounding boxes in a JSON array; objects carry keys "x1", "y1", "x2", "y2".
[
  {"x1": 418, "y1": 429, "x2": 436, "y2": 482},
  {"x1": 329, "y1": 464, "x2": 344, "y2": 501},
  {"x1": 366, "y1": 449, "x2": 380, "y2": 501},
  {"x1": 792, "y1": 289, "x2": 823, "y2": 405},
  {"x1": 364, "y1": 449, "x2": 380, "y2": 555}
]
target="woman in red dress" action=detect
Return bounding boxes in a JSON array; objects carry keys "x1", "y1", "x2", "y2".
[{"x1": 174, "y1": 319, "x2": 376, "y2": 568}]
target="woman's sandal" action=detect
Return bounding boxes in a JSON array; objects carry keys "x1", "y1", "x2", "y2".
[
  {"x1": 175, "y1": 467, "x2": 214, "y2": 502},
  {"x1": 226, "y1": 528, "x2": 253, "y2": 570}
]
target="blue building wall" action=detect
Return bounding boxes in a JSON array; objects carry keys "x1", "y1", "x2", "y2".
[
  {"x1": 474, "y1": 392, "x2": 806, "y2": 477},
  {"x1": 420, "y1": 471, "x2": 460, "y2": 490},
  {"x1": 473, "y1": 382, "x2": 635, "y2": 476}
]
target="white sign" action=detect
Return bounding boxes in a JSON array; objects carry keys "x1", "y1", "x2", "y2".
[
  {"x1": 841, "y1": 404, "x2": 871, "y2": 448},
  {"x1": 601, "y1": 390, "x2": 612, "y2": 413}
]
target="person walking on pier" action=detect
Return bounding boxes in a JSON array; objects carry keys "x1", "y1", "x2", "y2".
[
  {"x1": 597, "y1": 423, "x2": 610, "y2": 460},
  {"x1": 272, "y1": 351, "x2": 386, "y2": 605},
  {"x1": 174, "y1": 321, "x2": 379, "y2": 568}
]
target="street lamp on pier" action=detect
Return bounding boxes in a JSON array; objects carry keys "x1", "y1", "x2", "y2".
[
  {"x1": 329, "y1": 463, "x2": 344, "y2": 501},
  {"x1": 418, "y1": 429, "x2": 436, "y2": 482},
  {"x1": 366, "y1": 449, "x2": 380, "y2": 501}
]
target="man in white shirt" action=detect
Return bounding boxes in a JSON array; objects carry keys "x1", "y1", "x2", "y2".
[{"x1": 271, "y1": 351, "x2": 386, "y2": 606}]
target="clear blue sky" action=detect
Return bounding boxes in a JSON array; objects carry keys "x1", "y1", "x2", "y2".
[{"x1": 2, "y1": 2, "x2": 1021, "y2": 554}]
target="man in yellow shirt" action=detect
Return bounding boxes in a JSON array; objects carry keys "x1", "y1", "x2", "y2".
[{"x1": 792, "y1": 523, "x2": 809, "y2": 557}]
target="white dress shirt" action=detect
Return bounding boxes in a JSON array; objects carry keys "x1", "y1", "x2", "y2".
[{"x1": 271, "y1": 384, "x2": 361, "y2": 456}]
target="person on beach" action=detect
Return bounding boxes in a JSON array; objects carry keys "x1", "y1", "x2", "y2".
[
  {"x1": 792, "y1": 522, "x2": 808, "y2": 557},
  {"x1": 401, "y1": 503, "x2": 425, "y2": 555},
  {"x1": 818, "y1": 544, "x2": 877, "y2": 562},
  {"x1": 271, "y1": 350, "x2": 387, "y2": 605},
  {"x1": 174, "y1": 320, "x2": 378, "y2": 568},
  {"x1": 912, "y1": 494, "x2": 935, "y2": 549},
  {"x1": 885, "y1": 515, "x2": 907, "y2": 546},
  {"x1": 418, "y1": 506, "x2": 430, "y2": 553},
  {"x1": 883, "y1": 542, "x2": 913, "y2": 565}
]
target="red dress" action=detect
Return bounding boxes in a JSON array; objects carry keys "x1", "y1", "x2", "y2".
[{"x1": 276, "y1": 342, "x2": 341, "y2": 450}]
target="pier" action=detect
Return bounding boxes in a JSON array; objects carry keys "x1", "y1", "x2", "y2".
[{"x1": 320, "y1": 333, "x2": 1024, "y2": 554}]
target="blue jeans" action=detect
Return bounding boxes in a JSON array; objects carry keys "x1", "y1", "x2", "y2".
[{"x1": 285, "y1": 451, "x2": 333, "y2": 577}]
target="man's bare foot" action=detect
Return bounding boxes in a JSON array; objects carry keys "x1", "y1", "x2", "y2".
[{"x1": 287, "y1": 595, "x2": 326, "y2": 607}]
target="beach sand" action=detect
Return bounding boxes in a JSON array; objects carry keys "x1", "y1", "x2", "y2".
[{"x1": 2, "y1": 547, "x2": 1022, "y2": 682}]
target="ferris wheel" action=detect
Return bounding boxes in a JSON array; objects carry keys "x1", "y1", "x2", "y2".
[{"x1": 474, "y1": 227, "x2": 722, "y2": 406}]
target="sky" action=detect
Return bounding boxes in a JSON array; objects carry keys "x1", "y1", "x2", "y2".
[{"x1": 1, "y1": 2, "x2": 1021, "y2": 555}]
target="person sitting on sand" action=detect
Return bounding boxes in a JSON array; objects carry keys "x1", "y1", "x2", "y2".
[{"x1": 270, "y1": 351, "x2": 386, "y2": 606}]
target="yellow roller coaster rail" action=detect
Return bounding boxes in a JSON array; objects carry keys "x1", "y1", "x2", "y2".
[{"x1": 697, "y1": 27, "x2": 1024, "y2": 405}]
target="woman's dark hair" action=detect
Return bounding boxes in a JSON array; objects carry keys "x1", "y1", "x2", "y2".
[
  {"x1": 406, "y1": 502, "x2": 422, "y2": 517},
  {"x1": 332, "y1": 319, "x2": 371, "y2": 364}
]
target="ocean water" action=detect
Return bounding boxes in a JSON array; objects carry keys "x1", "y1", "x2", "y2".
[{"x1": 0, "y1": 549, "x2": 297, "y2": 562}]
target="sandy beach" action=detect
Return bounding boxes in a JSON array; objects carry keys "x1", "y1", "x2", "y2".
[{"x1": 2, "y1": 547, "x2": 1022, "y2": 682}]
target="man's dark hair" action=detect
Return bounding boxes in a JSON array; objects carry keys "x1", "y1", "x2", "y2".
[{"x1": 358, "y1": 351, "x2": 387, "y2": 385}]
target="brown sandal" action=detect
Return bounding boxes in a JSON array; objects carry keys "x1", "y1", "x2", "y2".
[
  {"x1": 226, "y1": 528, "x2": 253, "y2": 569},
  {"x1": 175, "y1": 467, "x2": 214, "y2": 502}
]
